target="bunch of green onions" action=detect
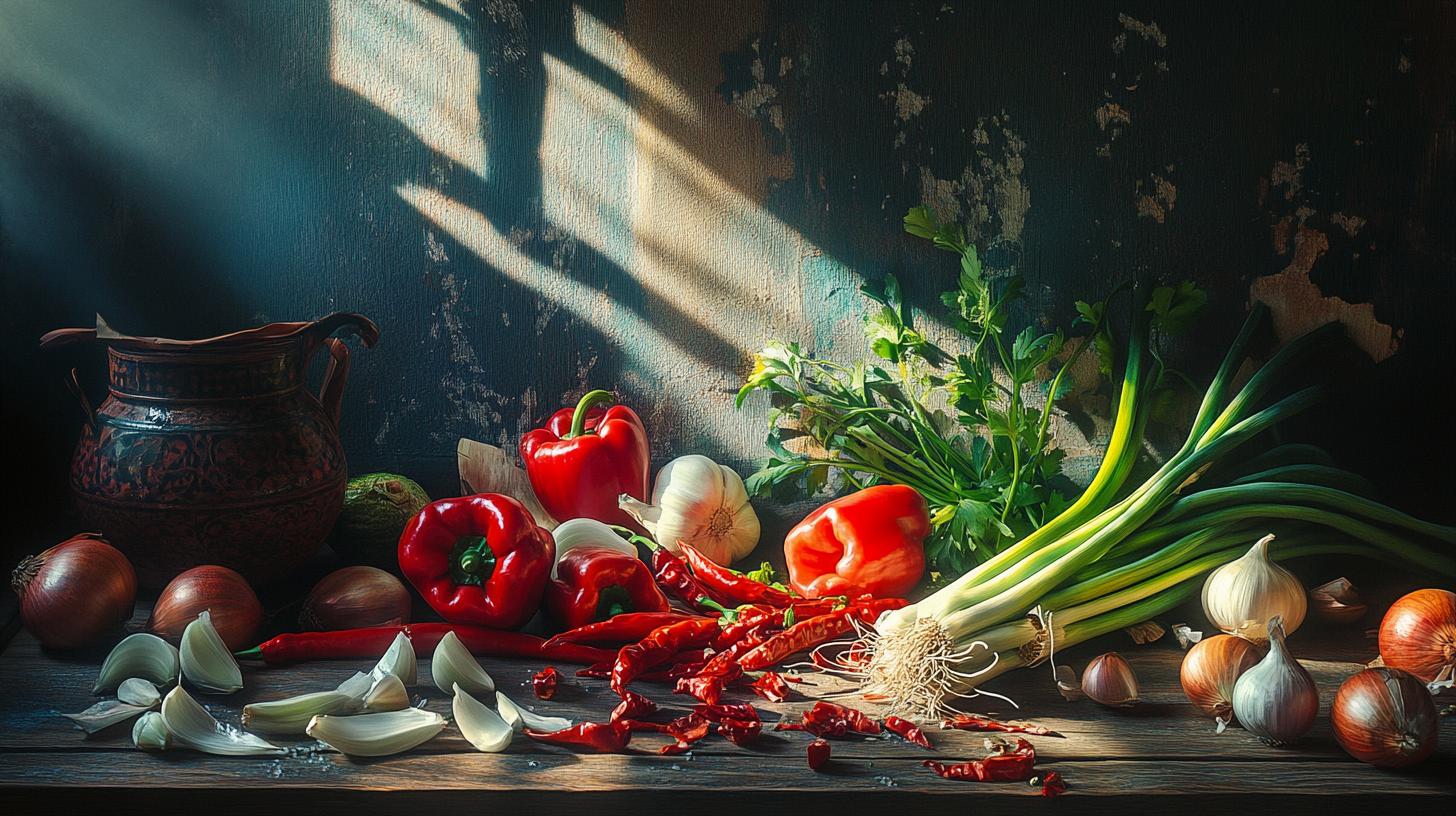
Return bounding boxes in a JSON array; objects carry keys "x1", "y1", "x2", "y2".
[{"x1": 853, "y1": 301, "x2": 1456, "y2": 717}]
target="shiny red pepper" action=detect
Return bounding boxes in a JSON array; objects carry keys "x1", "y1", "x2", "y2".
[
  {"x1": 1042, "y1": 771, "x2": 1067, "y2": 796},
  {"x1": 610, "y1": 690, "x2": 658, "y2": 722},
  {"x1": 533, "y1": 667, "x2": 559, "y2": 699},
  {"x1": 236, "y1": 623, "x2": 612, "y2": 665},
  {"x1": 747, "y1": 672, "x2": 792, "y2": 703},
  {"x1": 921, "y1": 738, "x2": 1037, "y2": 782},
  {"x1": 545, "y1": 545, "x2": 671, "y2": 630},
  {"x1": 610, "y1": 617, "x2": 721, "y2": 695},
  {"x1": 737, "y1": 598, "x2": 907, "y2": 671},
  {"x1": 647, "y1": 544, "x2": 729, "y2": 610},
  {"x1": 545, "y1": 612, "x2": 700, "y2": 649},
  {"x1": 807, "y1": 738, "x2": 831, "y2": 770},
  {"x1": 520, "y1": 390, "x2": 650, "y2": 531},
  {"x1": 398, "y1": 494, "x2": 554, "y2": 629},
  {"x1": 680, "y1": 542, "x2": 795, "y2": 607},
  {"x1": 525, "y1": 722, "x2": 632, "y2": 753},
  {"x1": 783, "y1": 484, "x2": 930, "y2": 599}
]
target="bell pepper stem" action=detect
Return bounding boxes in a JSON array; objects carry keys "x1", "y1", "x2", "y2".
[
  {"x1": 454, "y1": 536, "x2": 498, "y2": 584},
  {"x1": 566, "y1": 389, "x2": 616, "y2": 439}
]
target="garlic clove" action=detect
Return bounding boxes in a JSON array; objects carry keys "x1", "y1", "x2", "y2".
[
  {"x1": 548, "y1": 519, "x2": 639, "y2": 579},
  {"x1": 1082, "y1": 652, "x2": 1139, "y2": 707},
  {"x1": 1230, "y1": 615, "x2": 1320, "y2": 745},
  {"x1": 64, "y1": 698, "x2": 156, "y2": 734},
  {"x1": 364, "y1": 674, "x2": 410, "y2": 712},
  {"x1": 430, "y1": 630, "x2": 495, "y2": 695},
  {"x1": 160, "y1": 686, "x2": 284, "y2": 755},
  {"x1": 117, "y1": 677, "x2": 163, "y2": 708},
  {"x1": 453, "y1": 683, "x2": 514, "y2": 752},
  {"x1": 179, "y1": 611, "x2": 243, "y2": 694},
  {"x1": 494, "y1": 691, "x2": 525, "y2": 734},
  {"x1": 495, "y1": 691, "x2": 573, "y2": 731},
  {"x1": 242, "y1": 689, "x2": 360, "y2": 735},
  {"x1": 305, "y1": 708, "x2": 446, "y2": 756},
  {"x1": 1309, "y1": 578, "x2": 1367, "y2": 625},
  {"x1": 1201, "y1": 534, "x2": 1307, "y2": 643},
  {"x1": 132, "y1": 710, "x2": 172, "y2": 751},
  {"x1": 369, "y1": 631, "x2": 417, "y2": 686},
  {"x1": 94, "y1": 633, "x2": 179, "y2": 693}
]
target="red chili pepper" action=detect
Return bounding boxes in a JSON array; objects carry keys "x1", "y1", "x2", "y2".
[
  {"x1": 533, "y1": 667, "x2": 559, "y2": 699},
  {"x1": 884, "y1": 716, "x2": 933, "y2": 748},
  {"x1": 659, "y1": 712, "x2": 713, "y2": 755},
  {"x1": 736, "y1": 599, "x2": 909, "y2": 671},
  {"x1": 610, "y1": 618, "x2": 721, "y2": 694},
  {"x1": 921, "y1": 738, "x2": 1037, "y2": 782},
  {"x1": 710, "y1": 606, "x2": 775, "y2": 651},
  {"x1": 692, "y1": 703, "x2": 760, "y2": 724},
  {"x1": 618, "y1": 720, "x2": 668, "y2": 733},
  {"x1": 545, "y1": 545, "x2": 671, "y2": 631},
  {"x1": 648, "y1": 546, "x2": 727, "y2": 610},
  {"x1": 1042, "y1": 772, "x2": 1066, "y2": 797},
  {"x1": 673, "y1": 655, "x2": 743, "y2": 705},
  {"x1": 807, "y1": 738, "x2": 831, "y2": 770},
  {"x1": 397, "y1": 494, "x2": 555, "y2": 629},
  {"x1": 942, "y1": 714, "x2": 1060, "y2": 737},
  {"x1": 545, "y1": 612, "x2": 700, "y2": 649},
  {"x1": 781, "y1": 701, "x2": 880, "y2": 738},
  {"x1": 236, "y1": 624, "x2": 613, "y2": 665},
  {"x1": 717, "y1": 718, "x2": 762, "y2": 746},
  {"x1": 679, "y1": 542, "x2": 795, "y2": 607},
  {"x1": 520, "y1": 390, "x2": 650, "y2": 532},
  {"x1": 747, "y1": 672, "x2": 792, "y2": 703},
  {"x1": 525, "y1": 722, "x2": 633, "y2": 753},
  {"x1": 784, "y1": 484, "x2": 930, "y2": 599},
  {"x1": 610, "y1": 690, "x2": 658, "y2": 722}
]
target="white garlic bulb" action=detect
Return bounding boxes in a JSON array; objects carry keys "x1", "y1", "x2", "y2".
[
  {"x1": 1231, "y1": 615, "x2": 1320, "y2": 745},
  {"x1": 619, "y1": 455, "x2": 760, "y2": 566},
  {"x1": 1201, "y1": 534, "x2": 1306, "y2": 643}
]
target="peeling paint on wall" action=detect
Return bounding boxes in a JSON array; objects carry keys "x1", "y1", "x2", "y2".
[
  {"x1": 1118, "y1": 13, "x2": 1167, "y2": 48},
  {"x1": 1135, "y1": 174, "x2": 1177, "y2": 222},
  {"x1": 1270, "y1": 143, "x2": 1310, "y2": 200},
  {"x1": 919, "y1": 116, "x2": 1030, "y2": 273},
  {"x1": 1095, "y1": 102, "x2": 1131, "y2": 132},
  {"x1": 1330, "y1": 211, "x2": 1366, "y2": 237}
]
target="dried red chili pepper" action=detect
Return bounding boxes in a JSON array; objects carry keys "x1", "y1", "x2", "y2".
[
  {"x1": 610, "y1": 617, "x2": 721, "y2": 694},
  {"x1": 942, "y1": 714, "x2": 1059, "y2": 737},
  {"x1": 920, "y1": 738, "x2": 1037, "y2": 782},
  {"x1": 647, "y1": 545, "x2": 729, "y2": 609},
  {"x1": 237, "y1": 623, "x2": 614, "y2": 665},
  {"x1": 545, "y1": 612, "x2": 700, "y2": 649},
  {"x1": 533, "y1": 667, "x2": 560, "y2": 699},
  {"x1": 884, "y1": 716, "x2": 933, "y2": 748},
  {"x1": 717, "y1": 718, "x2": 761, "y2": 746},
  {"x1": 692, "y1": 703, "x2": 760, "y2": 724},
  {"x1": 610, "y1": 690, "x2": 658, "y2": 722},
  {"x1": 618, "y1": 719, "x2": 668, "y2": 733},
  {"x1": 525, "y1": 722, "x2": 632, "y2": 753},
  {"x1": 673, "y1": 650, "x2": 744, "y2": 705},
  {"x1": 679, "y1": 542, "x2": 795, "y2": 607},
  {"x1": 782, "y1": 701, "x2": 879, "y2": 738},
  {"x1": 736, "y1": 598, "x2": 909, "y2": 671},
  {"x1": 710, "y1": 606, "x2": 774, "y2": 651},
  {"x1": 1042, "y1": 771, "x2": 1066, "y2": 797},
  {"x1": 807, "y1": 738, "x2": 831, "y2": 770},
  {"x1": 659, "y1": 712, "x2": 713, "y2": 755},
  {"x1": 747, "y1": 672, "x2": 792, "y2": 703}
]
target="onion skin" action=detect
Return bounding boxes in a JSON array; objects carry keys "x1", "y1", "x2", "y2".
[
  {"x1": 1332, "y1": 667, "x2": 1439, "y2": 767},
  {"x1": 1377, "y1": 589, "x2": 1456, "y2": 684},
  {"x1": 299, "y1": 566, "x2": 412, "y2": 632},
  {"x1": 148, "y1": 566, "x2": 263, "y2": 651},
  {"x1": 1083, "y1": 652, "x2": 1139, "y2": 707},
  {"x1": 10, "y1": 534, "x2": 136, "y2": 650},
  {"x1": 1180, "y1": 634, "x2": 1266, "y2": 720}
]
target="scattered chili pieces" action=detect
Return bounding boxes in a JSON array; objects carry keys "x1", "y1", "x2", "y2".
[
  {"x1": 921, "y1": 738, "x2": 1037, "y2": 782},
  {"x1": 747, "y1": 672, "x2": 793, "y2": 703},
  {"x1": 942, "y1": 714, "x2": 1060, "y2": 737},
  {"x1": 533, "y1": 667, "x2": 560, "y2": 699},
  {"x1": 659, "y1": 712, "x2": 713, "y2": 755},
  {"x1": 884, "y1": 716, "x2": 933, "y2": 748},
  {"x1": 718, "y1": 718, "x2": 762, "y2": 746},
  {"x1": 1042, "y1": 771, "x2": 1066, "y2": 797},
  {"x1": 794, "y1": 701, "x2": 879, "y2": 737},
  {"x1": 807, "y1": 738, "x2": 831, "y2": 770},
  {"x1": 524, "y1": 722, "x2": 632, "y2": 753},
  {"x1": 673, "y1": 650, "x2": 744, "y2": 705},
  {"x1": 692, "y1": 703, "x2": 760, "y2": 724},
  {"x1": 610, "y1": 690, "x2": 657, "y2": 722}
]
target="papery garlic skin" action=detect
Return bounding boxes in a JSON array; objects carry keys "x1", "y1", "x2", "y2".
[
  {"x1": 1231, "y1": 615, "x2": 1320, "y2": 745},
  {"x1": 1202, "y1": 534, "x2": 1306, "y2": 643},
  {"x1": 619, "y1": 455, "x2": 760, "y2": 566}
]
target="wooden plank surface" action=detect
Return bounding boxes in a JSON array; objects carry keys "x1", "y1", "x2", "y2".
[{"x1": 2, "y1": 596, "x2": 1454, "y2": 814}]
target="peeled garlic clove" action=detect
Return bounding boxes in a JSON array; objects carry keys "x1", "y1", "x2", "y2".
[
  {"x1": 64, "y1": 699, "x2": 155, "y2": 734},
  {"x1": 334, "y1": 670, "x2": 374, "y2": 698},
  {"x1": 1309, "y1": 577, "x2": 1367, "y2": 625},
  {"x1": 160, "y1": 686, "x2": 284, "y2": 755},
  {"x1": 369, "y1": 632, "x2": 417, "y2": 686},
  {"x1": 495, "y1": 691, "x2": 573, "y2": 731},
  {"x1": 1201, "y1": 534, "x2": 1307, "y2": 643},
  {"x1": 1231, "y1": 615, "x2": 1320, "y2": 745},
  {"x1": 180, "y1": 611, "x2": 243, "y2": 694},
  {"x1": 454, "y1": 683, "x2": 513, "y2": 752},
  {"x1": 132, "y1": 710, "x2": 172, "y2": 751},
  {"x1": 242, "y1": 690, "x2": 360, "y2": 735},
  {"x1": 1082, "y1": 652, "x2": 1139, "y2": 707},
  {"x1": 495, "y1": 691, "x2": 525, "y2": 734},
  {"x1": 117, "y1": 677, "x2": 162, "y2": 708},
  {"x1": 364, "y1": 674, "x2": 410, "y2": 712},
  {"x1": 430, "y1": 630, "x2": 494, "y2": 695},
  {"x1": 94, "y1": 633, "x2": 179, "y2": 693},
  {"x1": 306, "y1": 708, "x2": 445, "y2": 756}
]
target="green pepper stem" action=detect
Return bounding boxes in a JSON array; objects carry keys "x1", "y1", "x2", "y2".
[
  {"x1": 458, "y1": 538, "x2": 494, "y2": 576},
  {"x1": 234, "y1": 647, "x2": 263, "y2": 661},
  {"x1": 696, "y1": 596, "x2": 737, "y2": 620},
  {"x1": 567, "y1": 389, "x2": 616, "y2": 439}
]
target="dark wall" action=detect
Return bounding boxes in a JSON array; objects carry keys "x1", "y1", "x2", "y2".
[{"x1": 2, "y1": 1, "x2": 1452, "y2": 567}]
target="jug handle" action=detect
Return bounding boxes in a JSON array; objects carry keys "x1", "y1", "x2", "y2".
[
  {"x1": 317, "y1": 339, "x2": 350, "y2": 429},
  {"x1": 65, "y1": 368, "x2": 100, "y2": 435}
]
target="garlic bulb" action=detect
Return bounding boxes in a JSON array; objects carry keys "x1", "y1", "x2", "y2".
[
  {"x1": 1201, "y1": 534, "x2": 1306, "y2": 643},
  {"x1": 619, "y1": 455, "x2": 760, "y2": 566},
  {"x1": 1231, "y1": 615, "x2": 1320, "y2": 745},
  {"x1": 1082, "y1": 652, "x2": 1139, "y2": 707}
]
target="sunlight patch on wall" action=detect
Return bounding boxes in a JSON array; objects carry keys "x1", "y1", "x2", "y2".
[
  {"x1": 573, "y1": 7, "x2": 704, "y2": 131},
  {"x1": 331, "y1": 0, "x2": 487, "y2": 180}
]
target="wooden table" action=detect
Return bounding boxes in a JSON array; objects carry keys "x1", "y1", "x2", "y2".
[{"x1": 2, "y1": 590, "x2": 1453, "y2": 815}]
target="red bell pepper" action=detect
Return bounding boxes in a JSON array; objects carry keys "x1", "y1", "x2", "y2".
[
  {"x1": 398, "y1": 494, "x2": 555, "y2": 629},
  {"x1": 520, "y1": 390, "x2": 650, "y2": 531},
  {"x1": 544, "y1": 545, "x2": 671, "y2": 630},
  {"x1": 783, "y1": 484, "x2": 930, "y2": 599}
]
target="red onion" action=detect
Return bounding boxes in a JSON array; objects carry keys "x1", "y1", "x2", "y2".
[
  {"x1": 299, "y1": 566, "x2": 412, "y2": 631},
  {"x1": 1377, "y1": 588, "x2": 1456, "y2": 683},
  {"x1": 148, "y1": 566, "x2": 263, "y2": 651},
  {"x1": 10, "y1": 533, "x2": 136, "y2": 649},
  {"x1": 1331, "y1": 667, "x2": 1439, "y2": 767},
  {"x1": 1179, "y1": 634, "x2": 1265, "y2": 721}
]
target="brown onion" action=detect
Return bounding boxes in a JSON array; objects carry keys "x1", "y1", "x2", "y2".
[
  {"x1": 1377, "y1": 588, "x2": 1456, "y2": 683},
  {"x1": 148, "y1": 566, "x2": 262, "y2": 651},
  {"x1": 299, "y1": 566, "x2": 412, "y2": 631},
  {"x1": 10, "y1": 533, "x2": 136, "y2": 650},
  {"x1": 1180, "y1": 634, "x2": 1265, "y2": 721},
  {"x1": 1332, "y1": 667, "x2": 1439, "y2": 767}
]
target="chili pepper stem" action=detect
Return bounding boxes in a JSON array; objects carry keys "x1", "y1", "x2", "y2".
[
  {"x1": 566, "y1": 389, "x2": 616, "y2": 439},
  {"x1": 234, "y1": 647, "x2": 263, "y2": 661}
]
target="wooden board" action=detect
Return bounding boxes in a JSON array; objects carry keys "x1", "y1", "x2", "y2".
[{"x1": 2, "y1": 596, "x2": 1453, "y2": 814}]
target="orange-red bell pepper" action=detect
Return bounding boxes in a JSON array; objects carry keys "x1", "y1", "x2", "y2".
[
  {"x1": 782, "y1": 484, "x2": 929, "y2": 599},
  {"x1": 520, "y1": 390, "x2": 650, "y2": 531}
]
